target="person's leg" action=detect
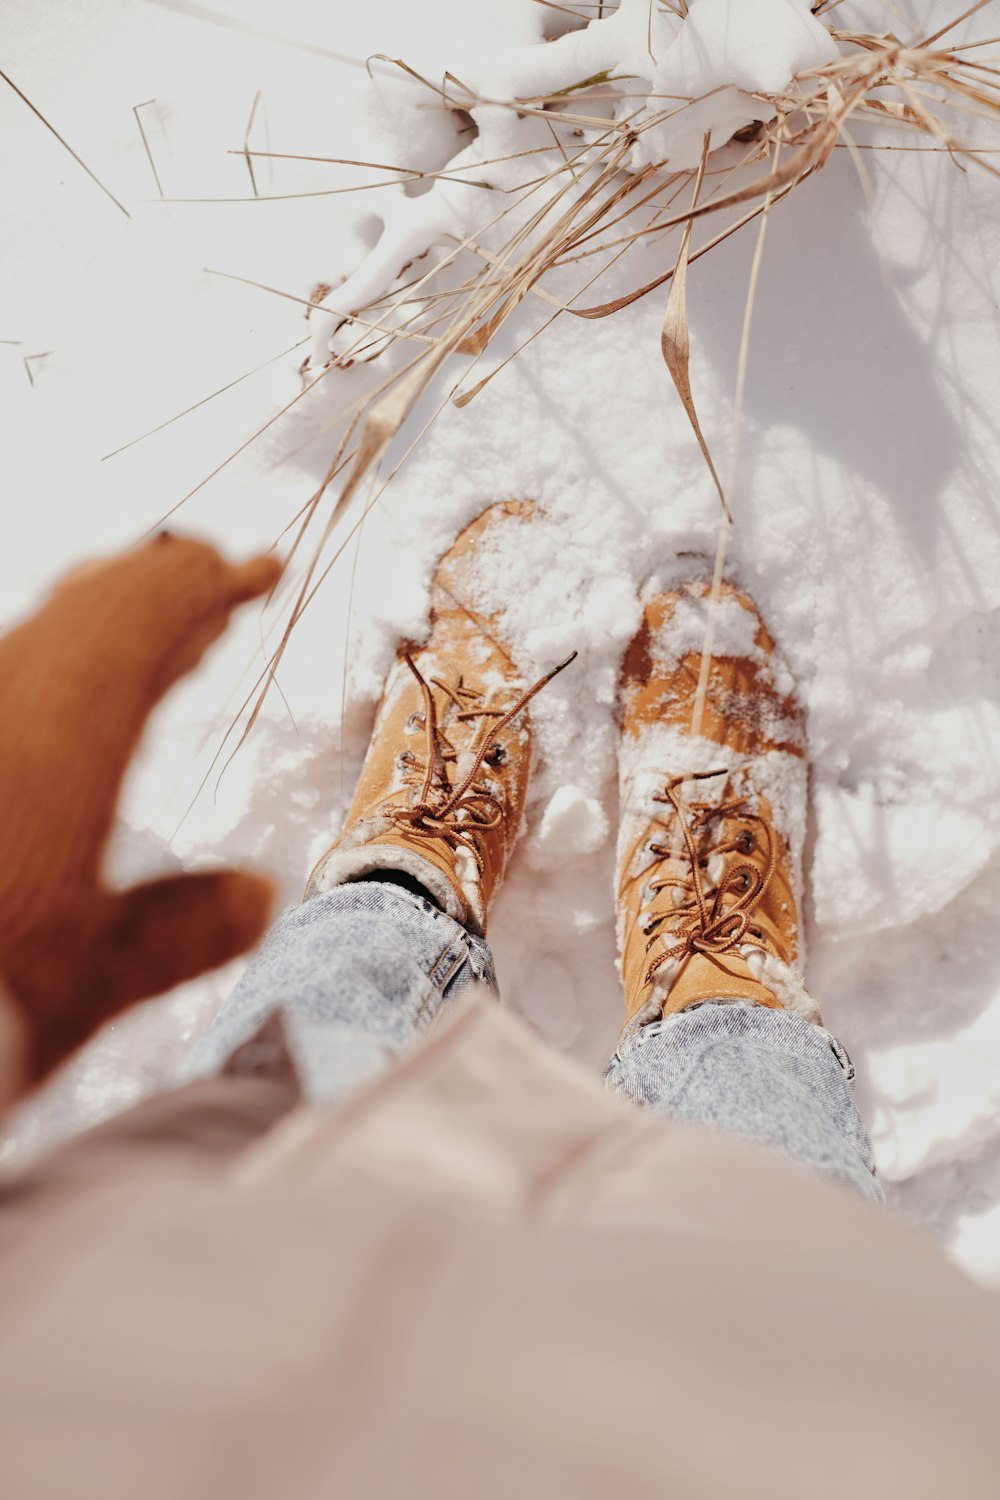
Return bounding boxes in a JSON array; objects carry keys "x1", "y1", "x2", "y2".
[
  {"x1": 190, "y1": 501, "x2": 565, "y2": 1106},
  {"x1": 611, "y1": 576, "x2": 882, "y2": 1203},
  {"x1": 605, "y1": 1001, "x2": 882, "y2": 1203},
  {"x1": 186, "y1": 880, "x2": 496, "y2": 1105}
]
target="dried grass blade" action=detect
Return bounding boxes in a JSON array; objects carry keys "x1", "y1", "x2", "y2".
[
  {"x1": 660, "y1": 136, "x2": 730, "y2": 520},
  {"x1": 691, "y1": 135, "x2": 781, "y2": 736},
  {"x1": 144, "y1": 361, "x2": 338, "y2": 533},
  {"x1": 456, "y1": 284, "x2": 530, "y2": 354},
  {"x1": 228, "y1": 345, "x2": 458, "y2": 755},
  {"x1": 466, "y1": 241, "x2": 572, "y2": 309},
  {"x1": 922, "y1": 0, "x2": 994, "y2": 49},
  {"x1": 453, "y1": 137, "x2": 641, "y2": 354},
  {"x1": 453, "y1": 186, "x2": 660, "y2": 408},
  {"x1": 101, "y1": 337, "x2": 308, "y2": 460},
  {"x1": 689, "y1": 517, "x2": 731, "y2": 738},
  {"x1": 0, "y1": 68, "x2": 129, "y2": 217}
]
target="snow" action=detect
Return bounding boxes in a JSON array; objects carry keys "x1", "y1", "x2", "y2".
[
  {"x1": 2, "y1": 0, "x2": 1000, "y2": 1286},
  {"x1": 664, "y1": 0, "x2": 839, "y2": 96},
  {"x1": 310, "y1": 0, "x2": 839, "y2": 353},
  {"x1": 526, "y1": 783, "x2": 610, "y2": 867}
]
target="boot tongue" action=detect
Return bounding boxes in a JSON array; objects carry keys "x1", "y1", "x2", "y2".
[
  {"x1": 453, "y1": 748, "x2": 479, "y2": 787},
  {"x1": 659, "y1": 952, "x2": 786, "y2": 1019},
  {"x1": 636, "y1": 779, "x2": 798, "y2": 1020}
]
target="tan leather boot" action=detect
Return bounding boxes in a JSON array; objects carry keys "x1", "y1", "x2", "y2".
[
  {"x1": 308, "y1": 501, "x2": 572, "y2": 936},
  {"x1": 616, "y1": 575, "x2": 821, "y2": 1032}
]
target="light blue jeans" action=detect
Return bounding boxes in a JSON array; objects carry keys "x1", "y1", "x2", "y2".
[{"x1": 188, "y1": 882, "x2": 883, "y2": 1205}]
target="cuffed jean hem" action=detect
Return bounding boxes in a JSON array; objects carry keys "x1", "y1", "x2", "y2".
[
  {"x1": 605, "y1": 1002, "x2": 884, "y2": 1205},
  {"x1": 183, "y1": 882, "x2": 496, "y2": 1106},
  {"x1": 187, "y1": 881, "x2": 881, "y2": 1203}
]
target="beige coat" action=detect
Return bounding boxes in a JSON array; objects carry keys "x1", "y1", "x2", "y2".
[{"x1": 0, "y1": 993, "x2": 997, "y2": 1499}]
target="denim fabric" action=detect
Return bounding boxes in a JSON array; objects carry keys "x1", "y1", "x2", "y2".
[
  {"x1": 185, "y1": 883, "x2": 496, "y2": 1106},
  {"x1": 189, "y1": 881, "x2": 881, "y2": 1201},
  {"x1": 605, "y1": 1003, "x2": 884, "y2": 1204}
]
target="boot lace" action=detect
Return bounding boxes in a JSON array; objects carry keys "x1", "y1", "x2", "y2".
[
  {"x1": 637, "y1": 768, "x2": 779, "y2": 989},
  {"x1": 385, "y1": 650, "x2": 576, "y2": 878}
]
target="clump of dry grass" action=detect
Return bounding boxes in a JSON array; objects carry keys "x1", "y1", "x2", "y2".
[{"x1": 148, "y1": 1, "x2": 1000, "y2": 767}]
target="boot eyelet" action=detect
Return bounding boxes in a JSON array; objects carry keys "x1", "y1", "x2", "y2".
[
  {"x1": 406, "y1": 712, "x2": 425, "y2": 732},
  {"x1": 737, "y1": 830, "x2": 755, "y2": 854},
  {"x1": 738, "y1": 872, "x2": 751, "y2": 891},
  {"x1": 484, "y1": 742, "x2": 507, "y2": 767},
  {"x1": 396, "y1": 750, "x2": 416, "y2": 770},
  {"x1": 698, "y1": 858, "x2": 708, "y2": 869}
]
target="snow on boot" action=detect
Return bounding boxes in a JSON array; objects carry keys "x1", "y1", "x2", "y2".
[
  {"x1": 615, "y1": 575, "x2": 821, "y2": 1032},
  {"x1": 308, "y1": 500, "x2": 572, "y2": 935}
]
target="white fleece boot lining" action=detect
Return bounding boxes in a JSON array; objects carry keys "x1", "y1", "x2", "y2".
[
  {"x1": 308, "y1": 839, "x2": 484, "y2": 935},
  {"x1": 743, "y1": 945, "x2": 823, "y2": 1024},
  {"x1": 644, "y1": 949, "x2": 821, "y2": 1026}
]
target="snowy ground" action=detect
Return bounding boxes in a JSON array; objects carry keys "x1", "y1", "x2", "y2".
[{"x1": 3, "y1": 0, "x2": 1000, "y2": 1283}]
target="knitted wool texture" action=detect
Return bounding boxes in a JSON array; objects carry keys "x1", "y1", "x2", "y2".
[{"x1": 0, "y1": 532, "x2": 281, "y2": 1092}]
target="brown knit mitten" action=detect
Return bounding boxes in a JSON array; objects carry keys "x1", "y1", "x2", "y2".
[{"x1": 0, "y1": 531, "x2": 282, "y2": 1101}]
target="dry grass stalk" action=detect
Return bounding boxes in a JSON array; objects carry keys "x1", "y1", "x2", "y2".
[
  {"x1": 132, "y1": 100, "x2": 164, "y2": 196},
  {"x1": 1, "y1": 68, "x2": 129, "y2": 217},
  {"x1": 661, "y1": 132, "x2": 729, "y2": 520}
]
